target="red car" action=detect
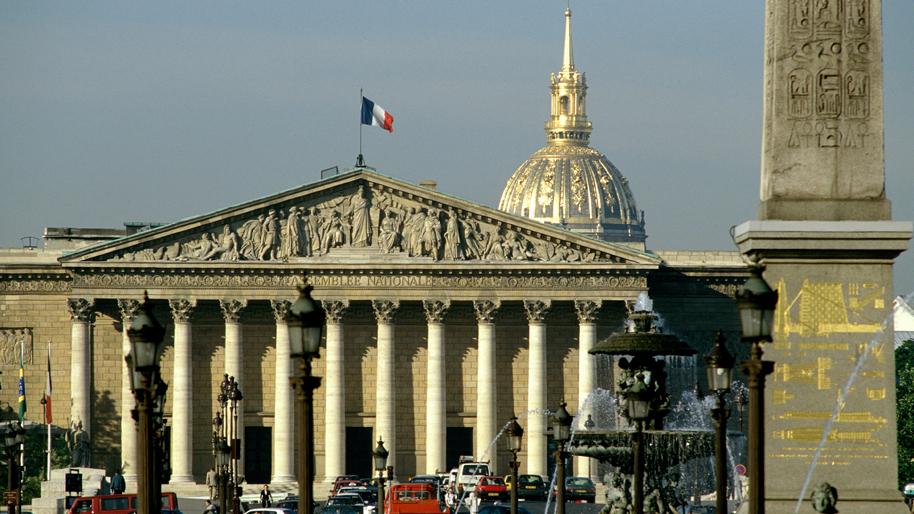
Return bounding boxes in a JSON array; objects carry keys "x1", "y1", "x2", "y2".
[{"x1": 475, "y1": 476, "x2": 507, "y2": 502}]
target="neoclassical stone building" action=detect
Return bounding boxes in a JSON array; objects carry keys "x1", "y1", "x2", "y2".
[{"x1": 0, "y1": 8, "x2": 747, "y2": 489}]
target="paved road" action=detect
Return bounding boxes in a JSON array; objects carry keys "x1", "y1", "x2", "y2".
[{"x1": 452, "y1": 501, "x2": 604, "y2": 514}]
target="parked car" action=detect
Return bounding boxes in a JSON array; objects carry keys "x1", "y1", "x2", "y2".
[
  {"x1": 327, "y1": 494, "x2": 366, "y2": 508},
  {"x1": 244, "y1": 509, "x2": 295, "y2": 514},
  {"x1": 68, "y1": 492, "x2": 179, "y2": 514},
  {"x1": 475, "y1": 476, "x2": 507, "y2": 502},
  {"x1": 477, "y1": 506, "x2": 532, "y2": 514},
  {"x1": 562, "y1": 477, "x2": 596, "y2": 503},
  {"x1": 332, "y1": 476, "x2": 365, "y2": 496},
  {"x1": 385, "y1": 483, "x2": 448, "y2": 514},
  {"x1": 505, "y1": 474, "x2": 547, "y2": 501}
]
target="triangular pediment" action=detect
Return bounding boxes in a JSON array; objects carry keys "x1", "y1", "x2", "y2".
[{"x1": 60, "y1": 169, "x2": 660, "y2": 266}]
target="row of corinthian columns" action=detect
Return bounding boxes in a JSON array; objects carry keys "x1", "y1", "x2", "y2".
[{"x1": 67, "y1": 296, "x2": 601, "y2": 484}]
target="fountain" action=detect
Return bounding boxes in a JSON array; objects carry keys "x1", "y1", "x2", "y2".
[{"x1": 569, "y1": 302, "x2": 716, "y2": 512}]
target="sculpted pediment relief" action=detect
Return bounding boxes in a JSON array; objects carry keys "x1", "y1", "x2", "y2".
[{"x1": 67, "y1": 171, "x2": 656, "y2": 265}]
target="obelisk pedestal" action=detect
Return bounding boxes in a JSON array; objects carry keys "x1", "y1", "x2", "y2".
[{"x1": 739, "y1": 2, "x2": 911, "y2": 512}]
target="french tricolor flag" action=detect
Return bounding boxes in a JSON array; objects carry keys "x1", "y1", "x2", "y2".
[{"x1": 361, "y1": 96, "x2": 394, "y2": 133}]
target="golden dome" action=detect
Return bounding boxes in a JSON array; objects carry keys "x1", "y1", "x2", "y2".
[{"x1": 498, "y1": 8, "x2": 645, "y2": 245}]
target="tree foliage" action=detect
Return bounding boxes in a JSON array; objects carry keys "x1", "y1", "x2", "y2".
[
  {"x1": 897, "y1": 340, "x2": 914, "y2": 489},
  {"x1": 0, "y1": 425, "x2": 71, "y2": 504}
]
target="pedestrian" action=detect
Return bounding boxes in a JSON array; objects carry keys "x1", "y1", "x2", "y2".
[
  {"x1": 206, "y1": 467, "x2": 217, "y2": 501},
  {"x1": 203, "y1": 500, "x2": 218, "y2": 514},
  {"x1": 111, "y1": 470, "x2": 126, "y2": 494},
  {"x1": 260, "y1": 484, "x2": 273, "y2": 508}
]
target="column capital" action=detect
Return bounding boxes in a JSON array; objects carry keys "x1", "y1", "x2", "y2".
[
  {"x1": 117, "y1": 299, "x2": 142, "y2": 323},
  {"x1": 473, "y1": 300, "x2": 501, "y2": 323},
  {"x1": 574, "y1": 300, "x2": 602, "y2": 323},
  {"x1": 67, "y1": 298, "x2": 95, "y2": 322},
  {"x1": 372, "y1": 300, "x2": 400, "y2": 324},
  {"x1": 423, "y1": 300, "x2": 451, "y2": 324},
  {"x1": 523, "y1": 299, "x2": 551, "y2": 323},
  {"x1": 322, "y1": 300, "x2": 351, "y2": 324},
  {"x1": 169, "y1": 298, "x2": 197, "y2": 323},
  {"x1": 219, "y1": 298, "x2": 248, "y2": 323},
  {"x1": 271, "y1": 299, "x2": 292, "y2": 322}
]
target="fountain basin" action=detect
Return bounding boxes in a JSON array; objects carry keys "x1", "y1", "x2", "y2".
[{"x1": 569, "y1": 429, "x2": 714, "y2": 472}]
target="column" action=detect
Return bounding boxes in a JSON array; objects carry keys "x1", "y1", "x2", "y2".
[
  {"x1": 68, "y1": 298, "x2": 94, "y2": 447},
  {"x1": 423, "y1": 300, "x2": 449, "y2": 475},
  {"x1": 270, "y1": 300, "x2": 296, "y2": 483},
  {"x1": 473, "y1": 300, "x2": 500, "y2": 468},
  {"x1": 220, "y1": 299, "x2": 247, "y2": 481},
  {"x1": 372, "y1": 300, "x2": 400, "y2": 474},
  {"x1": 574, "y1": 300, "x2": 600, "y2": 479},
  {"x1": 169, "y1": 298, "x2": 196, "y2": 484},
  {"x1": 523, "y1": 299, "x2": 550, "y2": 477},
  {"x1": 117, "y1": 299, "x2": 141, "y2": 481},
  {"x1": 323, "y1": 300, "x2": 350, "y2": 483}
]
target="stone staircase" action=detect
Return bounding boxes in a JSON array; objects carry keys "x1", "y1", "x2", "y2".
[{"x1": 31, "y1": 467, "x2": 108, "y2": 514}]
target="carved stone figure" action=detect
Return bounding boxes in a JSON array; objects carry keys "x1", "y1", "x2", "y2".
[
  {"x1": 404, "y1": 207, "x2": 426, "y2": 257},
  {"x1": 378, "y1": 209, "x2": 401, "y2": 253},
  {"x1": 421, "y1": 208, "x2": 442, "y2": 259},
  {"x1": 239, "y1": 214, "x2": 266, "y2": 260},
  {"x1": 69, "y1": 420, "x2": 91, "y2": 467},
  {"x1": 300, "y1": 209, "x2": 314, "y2": 257},
  {"x1": 321, "y1": 210, "x2": 347, "y2": 253},
  {"x1": 443, "y1": 210, "x2": 463, "y2": 260},
  {"x1": 261, "y1": 209, "x2": 281, "y2": 260},
  {"x1": 349, "y1": 185, "x2": 372, "y2": 247},
  {"x1": 462, "y1": 219, "x2": 485, "y2": 259},
  {"x1": 307, "y1": 208, "x2": 322, "y2": 256},
  {"x1": 206, "y1": 225, "x2": 240, "y2": 261}
]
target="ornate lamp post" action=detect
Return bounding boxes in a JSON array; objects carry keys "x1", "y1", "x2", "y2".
[
  {"x1": 552, "y1": 402, "x2": 572, "y2": 514},
  {"x1": 126, "y1": 293, "x2": 166, "y2": 514},
  {"x1": 373, "y1": 438, "x2": 389, "y2": 514},
  {"x1": 582, "y1": 415, "x2": 595, "y2": 479},
  {"x1": 225, "y1": 377, "x2": 243, "y2": 514},
  {"x1": 288, "y1": 284, "x2": 326, "y2": 514},
  {"x1": 735, "y1": 388, "x2": 748, "y2": 433},
  {"x1": 505, "y1": 416, "x2": 523, "y2": 514},
  {"x1": 4, "y1": 423, "x2": 23, "y2": 514},
  {"x1": 705, "y1": 331, "x2": 735, "y2": 514},
  {"x1": 626, "y1": 374, "x2": 652, "y2": 514},
  {"x1": 736, "y1": 262, "x2": 778, "y2": 514}
]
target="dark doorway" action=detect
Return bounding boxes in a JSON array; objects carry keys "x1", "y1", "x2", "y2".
[
  {"x1": 346, "y1": 427, "x2": 373, "y2": 478},
  {"x1": 245, "y1": 427, "x2": 272, "y2": 484},
  {"x1": 446, "y1": 427, "x2": 473, "y2": 471}
]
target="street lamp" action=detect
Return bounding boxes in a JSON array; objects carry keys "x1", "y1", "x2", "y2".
[
  {"x1": 4, "y1": 423, "x2": 23, "y2": 514},
  {"x1": 288, "y1": 284, "x2": 326, "y2": 514},
  {"x1": 126, "y1": 292, "x2": 166, "y2": 514},
  {"x1": 373, "y1": 438, "x2": 389, "y2": 514},
  {"x1": 736, "y1": 261, "x2": 777, "y2": 514},
  {"x1": 505, "y1": 416, "x2": 523, "y2": 514},
  {"x1": 735, "y1": 388, "x2": 748, "y2": 433},
  {"x1": 225, "y1": 377, "x2": 243, "y2": 514},
  {"x1": 705, "y1": 331, "x2": 735, "y2": 514},
  {"x1": 627, "y1": 374, "x2": 652, "y2": 514},
  {"x1": 552, "y1": 402, "x2": 572, "y2": 514}
]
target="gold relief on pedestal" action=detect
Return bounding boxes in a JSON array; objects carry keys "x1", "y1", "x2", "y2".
[{"x1": 774, "y1": 279, "x2": 884, "y2": 337}]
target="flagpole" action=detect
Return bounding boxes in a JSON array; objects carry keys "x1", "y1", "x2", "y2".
[
  {"x1": 357, "y1": 88, "x2": 365, "y2": 167},
  {"x1": 46, "y1": 340, "x2": 51, "y2": 481}
]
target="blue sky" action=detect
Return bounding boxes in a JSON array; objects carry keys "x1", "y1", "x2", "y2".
[{"x1": 2, "y1": 1, "x2": 912, "y2": 295}]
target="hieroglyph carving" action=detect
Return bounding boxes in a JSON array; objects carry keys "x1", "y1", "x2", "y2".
[
  {"x1": 110, "y1": 183, "x2": 612, "y2": 264},
  {"x1": 523, "y1": 299, "x2": 552, "y2": 323},
  {"x1": 473, "y1": 300, "x2": 501, "y2": 323},
  {"x1": 372, "y1": 300, "x2": 400, "y2": 324},
  {"x1": 219, "y1": 299, "x2": 247, "y2": 323},
  {"x1": 0, "y1": 329, "x2": 33, "y2": 366},
  {"x1": 574, "y1": 300, "x2": 602, "y2": 323},
  {"x1": 785, "y1": 0, "x2": 872, "y2": 149},
  {"x1": 169, "y1": 299, "x2": 196, "y2": 323},
  {"x1": 423, "y1": 300, "x2": 451, "y2": 324},
  {"x1": 322, "y1": 300, "x2": 350, "y2": 324},
  {"x1": 67, "y1": 298, "x2": 95, "y2": 323}
]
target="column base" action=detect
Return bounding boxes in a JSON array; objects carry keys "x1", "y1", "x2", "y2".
[
  {"x1": 168, "y1": 475, "x2": 196, "y2": 485},
  {"x1": 271, "y1": 474, "x2": 297, "y2": 484}
]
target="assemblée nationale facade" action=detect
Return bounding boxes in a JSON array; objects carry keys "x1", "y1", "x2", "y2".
[{"x1": 0, "y1": 10, "x2": 747, "y2": 488}]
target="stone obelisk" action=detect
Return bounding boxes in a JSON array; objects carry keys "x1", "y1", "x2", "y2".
[{"x1": 735, "y1": 1, "x2": 912, "y2": 513}]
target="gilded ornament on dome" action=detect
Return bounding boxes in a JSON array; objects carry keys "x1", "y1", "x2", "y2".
[
  {"x1": 570, "y1": 160, "x2": 586, "y2": 211},
  {"x1": 537, "y1": 161, "x2": 556, "y2": 207}
]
